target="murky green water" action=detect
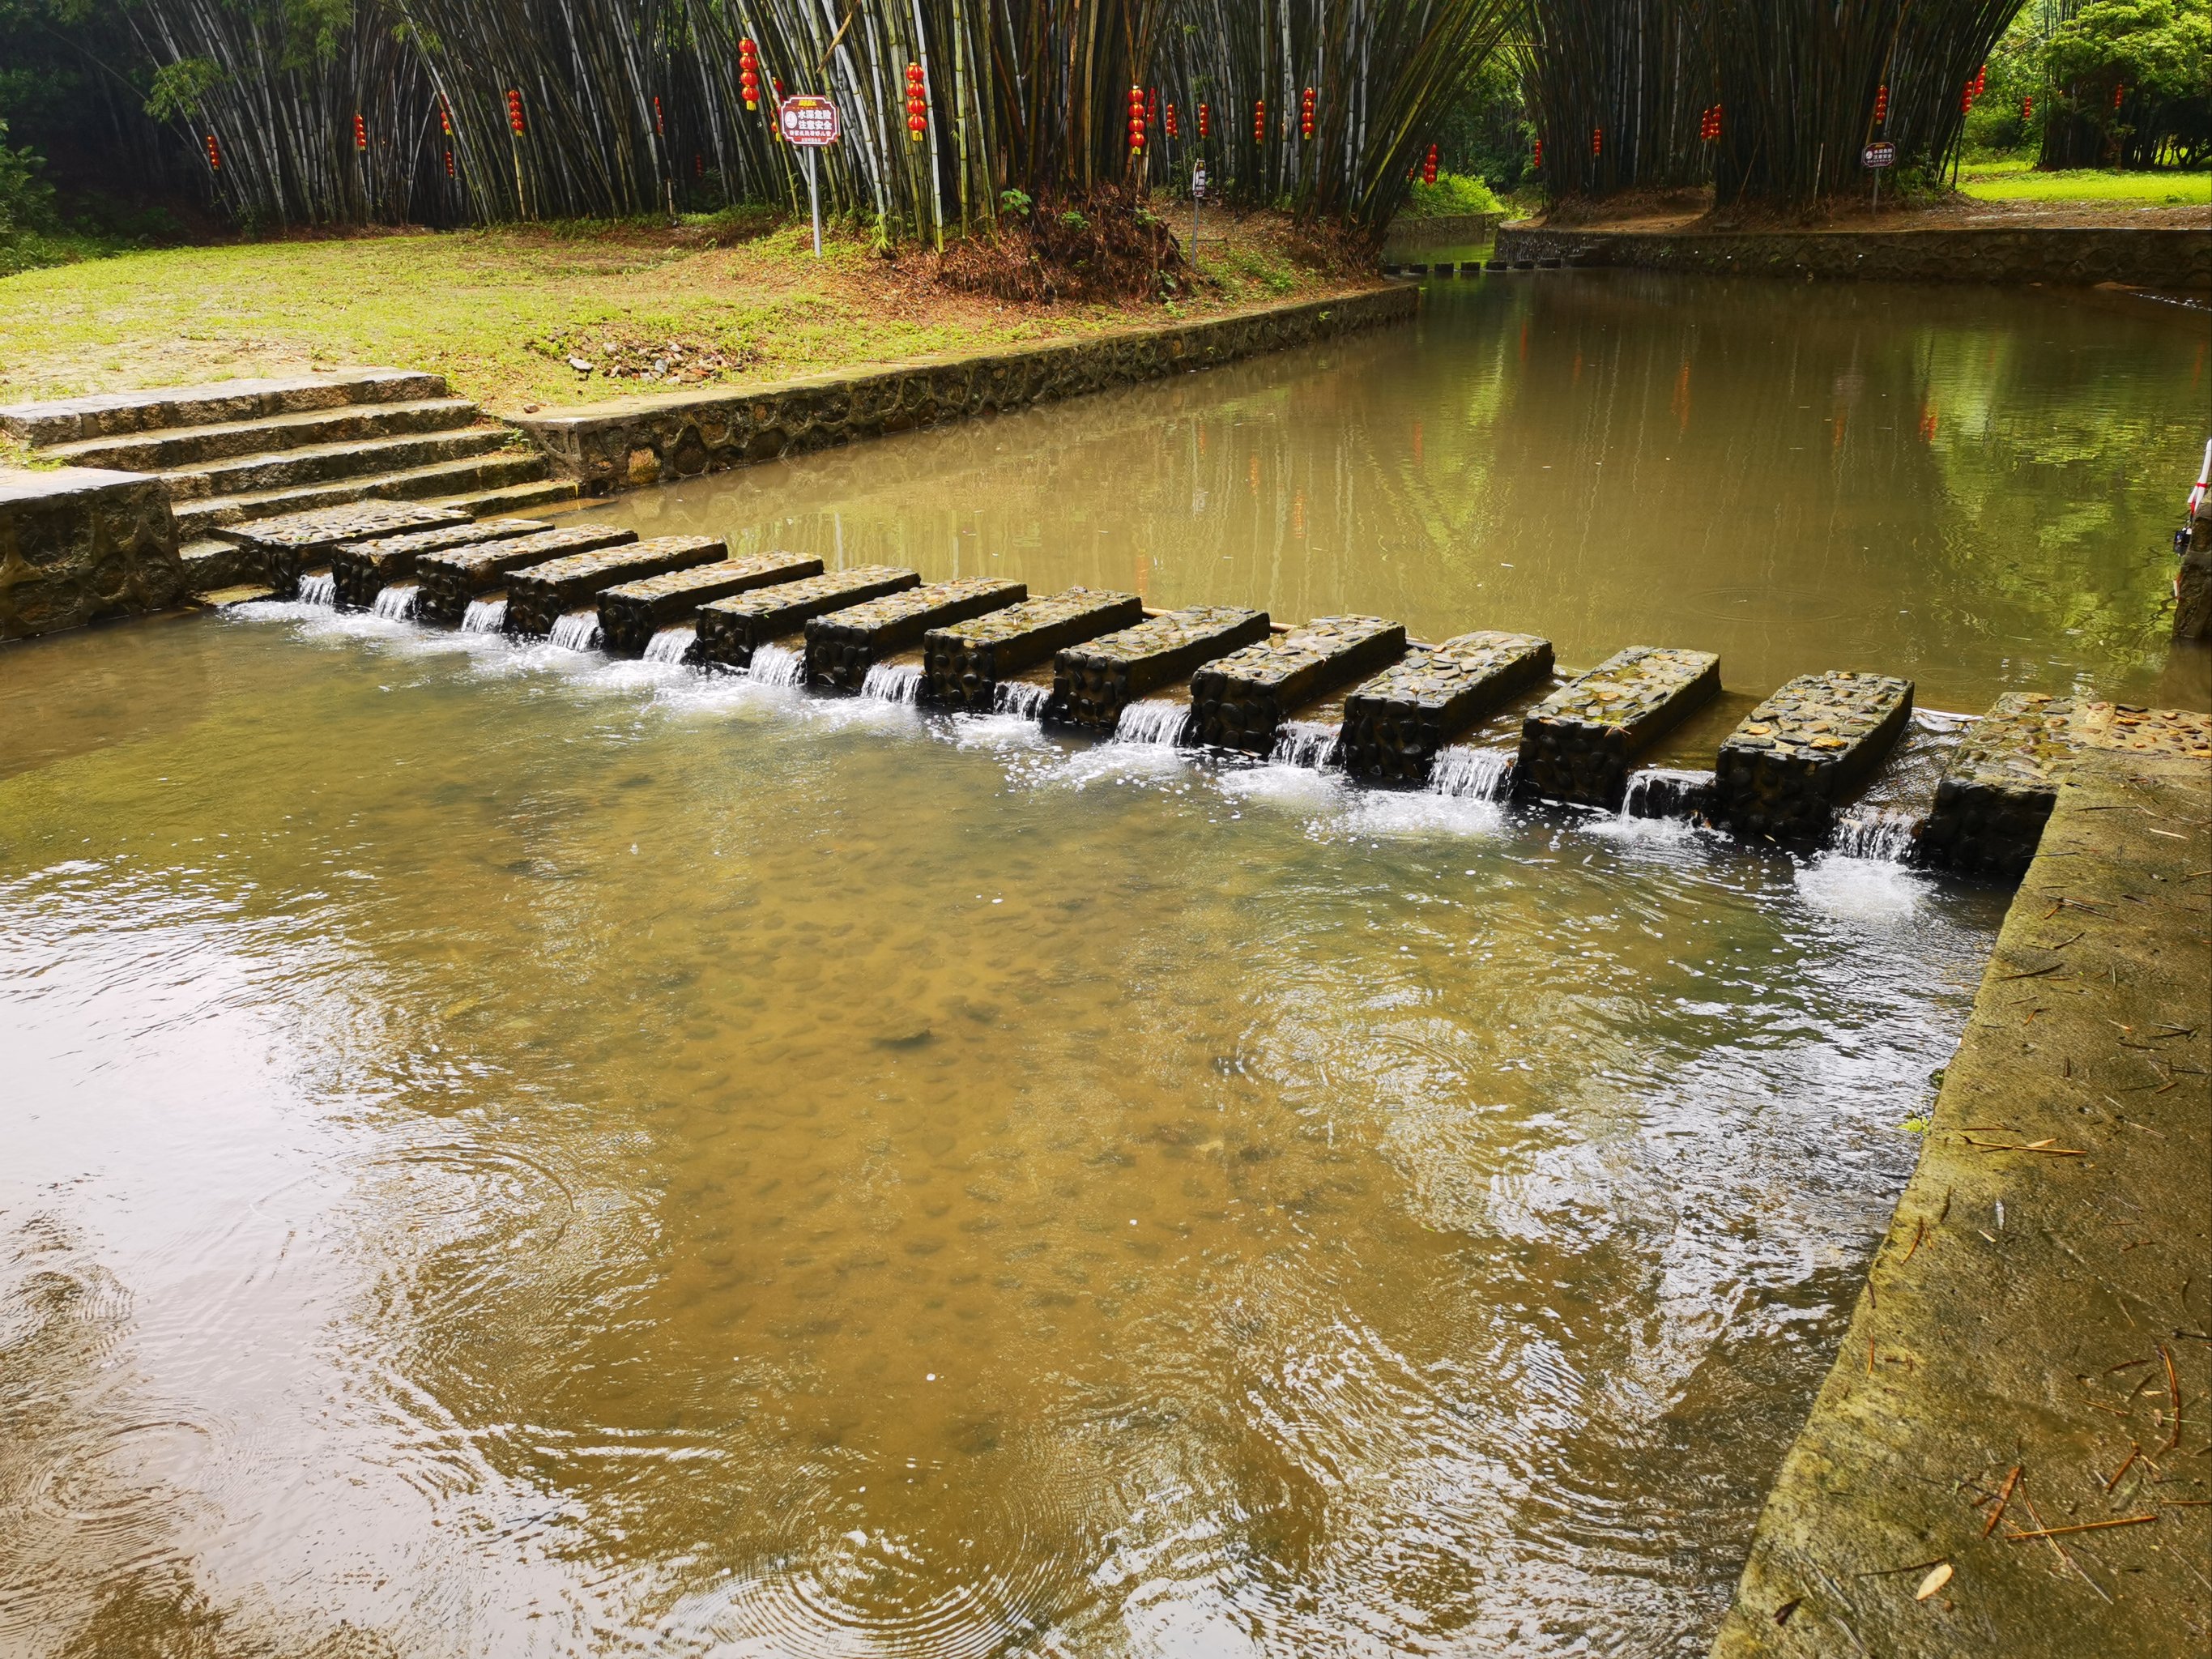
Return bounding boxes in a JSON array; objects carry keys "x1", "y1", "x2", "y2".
[{"x1": 2, "y1": 270, "x2": 2197, "y2": 1657}]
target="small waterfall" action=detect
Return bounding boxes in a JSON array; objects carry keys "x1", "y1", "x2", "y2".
[
  {"x1": 860, "y1": 661, "x2": 925, "y2": 703},
  {"x1": 462, "y1": 597, "x2": 507, "y2": 633},
  {"x1": 1428, "y1": 745, "x2": 1515, "y2": 800},
  {"x1": 548, "y1": 609, "x2": 603, "y2": 651},
  {"x1": 1271, "y1": 721, "x2": 1340, "y2": 769},
  {"x1": 296, "y1": 570, "x2": 336, "y2": 607},
  {"x1": 642, "y1": 625, "x2": 696, "y2": 664},
  {"x1": 1831, "y1": 808, "x2": 1921, "y2": 863},
  {"x1": 1115, "y1": 699, "x2": 1190, "y2": 746},
  {"x1": 748, "y1": 642, "x2": 808, "y2": 688},
  {"x1": 370, "y1": 582, "x2": 419, "y2": 621},
  {"x1": 994, "y1": 680, "x2": 1053, "y2": 720},
  {"x1": 1622, "y1": 768, "x2": 1713, "y2": 821}
]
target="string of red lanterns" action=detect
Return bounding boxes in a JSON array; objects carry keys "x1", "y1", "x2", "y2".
[
  {"x1": 1198, "y1": 102, "x2": 1209, "y2": 139},
  {"x1": 1300, "y1": 86, "x2": 1315, "y2": 140},
  {"x1": 739, "y1": 39, "x2": 760, "y2": 111},
  {"x1": 2112, "y1": 81, "x2": 2125, "y2": 109},
  {"x1": 1698, "y1": 103, "x2": 1722, "y2": 141},
  {"x1": 1873, "y1": 83, "x2": 1888, "y2": 124},
  {"x1": 1128, "y1": 84, "x2": 1145, "y2": 154},
  {"x1": 906, "y1": 62, "x2": 928, "y2": 143},
  {"x1": 1164, "y1": 101, "x2": 1178, "y2": 140},
  {"x1": 1590, "y1": 126, "x2": 1602, "y2": 159},
  {"x1": 353, "y1": 113, "x2": 367, "y2": 151},
  {"x1": 1532, "y1": 137, "x2": 1542, "y2": 170},
  {"x1": 1252, "y1": 99, "x2": 1265, "y2": 144},
  {"x1": 506, "y1": 88, "x2": 526, "y2": 136},
  {"x1": 653, "y1": 96, "x2": 664, "y2": 137},
  {"x1": 1422, "y1": 143, "x2": 1438, "y2": 185},
  {"x1": 204, "y1": 132, "x2": 220, "y2": 170}
]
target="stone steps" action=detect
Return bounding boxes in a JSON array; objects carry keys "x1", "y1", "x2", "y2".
[
  {"x1": 37, "y1": 397, "x2": 485, "y2": 472},
  {"x1": 429, "y1": 476, "x2": 582, "y2": 518},
  {"x1": 0, "y1": 369, "x2": 446, "y2": 445},
  {"x1": 163, "y1": 427, "x2": 519, "y2": 501},
  {"x1": 172, "y1": 450, "x2": 555, "y2": 537}
]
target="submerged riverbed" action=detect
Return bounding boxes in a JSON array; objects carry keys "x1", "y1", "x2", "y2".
[{"x1": 2, "y1": 269, "x2": 2198, "y2": 1657}]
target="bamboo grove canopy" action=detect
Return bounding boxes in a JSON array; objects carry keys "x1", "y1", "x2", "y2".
[
  {"x1": 127, "y1": 0, "x2": 1515, "y2": 232},
  {"x1": 1524, "y1": 0, "x2": 2031, "y2": 206}
]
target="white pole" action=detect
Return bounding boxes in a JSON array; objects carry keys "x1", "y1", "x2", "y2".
[{"x1": 806, "y1": 146, "x2": 821, "y2": 257}]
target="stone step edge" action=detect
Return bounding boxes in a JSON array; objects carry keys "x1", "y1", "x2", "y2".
[
  {"x1": 1, "y1": 369, "x2": 450, "y2": 447},
  {"x1": 172, "y1": 452, "x2": 553, "y2": 531},
  {"x1": 39, "y1": 398, "x2": 486, "y2": 466},
  {"x1": 160, "y1": 426, "x2": 520, "y2": 497}
]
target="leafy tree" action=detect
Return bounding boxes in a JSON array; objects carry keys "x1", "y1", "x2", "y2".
[{"x1": 2040, "y1": 0, "x2": 2212, "y2": 165}]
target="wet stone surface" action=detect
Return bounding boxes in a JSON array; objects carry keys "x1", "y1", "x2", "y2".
[
  {"x1": 329, "y1": 518, "x2": 551, "y2": 610},
  {"x1": 504, "y1": 535, "x2": 725, "y2": 637},
  {"x1": 596, "y1": 552, "x2": 820, "y2": 656},
  {"x1": 1921, "y1": 693, "x2": 2212, "y2": 878},
  {"x1": 805, "y1": 578, "x2": 1025, "y2": 692},
  {"x1": 1714, "y1": 672, "x2": 1915, "y2": 844},
  {"x1": 923, "y1": 588, "x2": 1144, "y2": 712},
  {"x1": 1515, "y1": 646, "x2": 1722, "y2": 810},
  {"x1": 413, "y1": 526, "x2": 638, "y2": 626},
  {"x1": 693, "y1": 565, "x2": 919, "y2": 669},
  {"x1": 1337, "y1": 630, "x2": 1554, "y2": 783},
  {"x1": 1054, "y1": 606, "x2": 1272, "y2": 733},
  {"x1": 213, "y1": 501, "x2": 467, "y2": 599},
  {"x1": 1189, "y1": 615, "x2": 1407, "y2": 755}
]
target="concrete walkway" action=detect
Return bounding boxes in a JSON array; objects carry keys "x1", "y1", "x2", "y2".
[{"x1": 1711, "y1": 749, "x2": 2211, "y2": 1654}]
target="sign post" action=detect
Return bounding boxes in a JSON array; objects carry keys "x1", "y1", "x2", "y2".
[
  {"x1": 778, "y1": 95, "x2": 841, "y2": 257},
  {"x1": 1862, "y1": 139, "x2": 1896, "y2": 214},
  {"x1": 1191, "y1": 162, "x2": 1206, "y2": 254}
]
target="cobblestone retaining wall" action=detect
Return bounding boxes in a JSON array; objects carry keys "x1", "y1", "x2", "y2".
[
  {"x1": 511, "y1": 287, "x2": 1417, "y2": 495},
  {"x1": 0, "y1": 467, "x2": 184, "y2": 642},
  {"x1": 1493, "y1": 224, "x2": 2210, "y2": 288}
]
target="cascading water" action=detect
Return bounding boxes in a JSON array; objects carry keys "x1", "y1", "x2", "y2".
[
  {"x1": 1271, "y1": 721, "x2": 1340, "y2": 769},
  {"x1": 1427, "y1": 746, "x2": 1515, "y2": 800},
  {"x1": 994, "y1": 680, "x2": 1053, "y2": 720},
  {"x1": 462, "y1": 598, "x2": 508, "y2": 633},
  {"x1": 370, "y1": 582, "x2": 419, "y2": 621},
  {"x1": 748, "y1": 643, "x2": 808, "y2": 688},
  {"x1": 1115, "y1": 700, "x2": 1191, "y2": 746},
  {"x1": 296, "y1": 570, "x2": 336, "y2": 607},
  {"x1": 548, "y1": 609, "x2": 603, "y2": 651},
  {"x1": 860, "y1": 662, "x2": 925, "y2": 704},
  {"x1": 1621, "y1": 768, "x2": 1714, "y2": 822},
  {"x1": 641, "y1": 625, "x2": 697, "y2": 664},
  {"x1": 1830, "y1": 808, "x2": 1922, "y2": 863}
]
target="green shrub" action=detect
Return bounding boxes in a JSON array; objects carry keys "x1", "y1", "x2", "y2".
[{"x1": 1397, "y1": 170, "x2": 1503, "y2": 220}]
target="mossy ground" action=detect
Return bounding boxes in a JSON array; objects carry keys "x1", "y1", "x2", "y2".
[
  {"x1": 1958, "y1": 156, "x2": 2212, "y2": 206},
  {"x1": 0, "y1": 208, "x2": 1367, "y2": 414}
]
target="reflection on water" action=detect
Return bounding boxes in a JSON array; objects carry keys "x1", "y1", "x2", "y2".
[
  {"x1": 1, "y1": 612, "x2": 2006, "y2": 1656},
  {"x1": 586, "y1": 271, "x2": 2210, "y2": 714}
]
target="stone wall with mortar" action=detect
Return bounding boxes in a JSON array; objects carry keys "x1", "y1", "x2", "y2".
[
  {"x1": 510, "y1": 286, "x2": 1417, "y2": 495},
  {"x1": 1494, "y1": 224, "x2": 2210, "y2": 288},
  {"x1": 0, "y1": 466, "x2": 184, "y2": 642}
]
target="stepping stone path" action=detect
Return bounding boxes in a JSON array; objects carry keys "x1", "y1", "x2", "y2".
[
  {"x1": 1055, "y1": 606, "x2": 1272, "y2": 732},
  {"x1": 413, "y1": 526, "x2": 638, "y2": 625},
  {"x1": 504, "y1": 536, "x2": 726, "y2": 637},
  {"x1": 1338, "y1": 630, "x2": 1554, "y2": 784},
  {"x1": 1516, "y1": 646, "x2": 1721, "y2": 808},
  {"x1": 598, "y1": 553, "x2": 823, "y2": 656},
  {"x1": 924, "y1": 588, "x2": 1144, "y2": 712},
  {"x1": 693, "y1": 567, "x2": 920, "y2": 669},
  {"x1": 1714, "y1": 672, "x2": 1915, "y2": 843},
  {"x1": 330, "y1": 518, "x2": 552, "y2": 609},
  {"x1": 1189, "y1": 615, "x2": 1407, "y2": 754},
  {"x1": 806, "y1": 578, "x2": 1027, "y2": 691}
]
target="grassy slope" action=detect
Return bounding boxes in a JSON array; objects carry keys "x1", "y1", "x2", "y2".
[
  {"x1": 0, "y1": 213, "x2": 1362, "y2": 412},
  {"x1": 1958, "y1": 156, "x2": 2212, "y2": 205}
]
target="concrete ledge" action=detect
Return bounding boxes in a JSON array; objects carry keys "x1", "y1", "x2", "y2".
[
  {"x1": 509, "y1": 286, "x2": 1417, "y2": 494},
  {"x1": 1384, "y1": 213, "x2": 1503, "y2": 249},
  {"x1": 0, "y1": 466, "x2": 183, "y2": 642},
  {"x1": 1494, "y1": 224, "x2": 2211, "y2": 288},
  {"x1": 1711, "y1": 750, "x2": 2211, "y2": 1657}
]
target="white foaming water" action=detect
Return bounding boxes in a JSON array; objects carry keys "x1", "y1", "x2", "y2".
[
  {"x1": 370, "y1": 582, "x2": 419, "y2": 621},
  {"x1": 860, "y1": 661, "x2": 925, "y2": 703},
  {"x1": 994, "y1": 680, "x2": 1053, "y2": 720},
  {"x1": 548, "y1": 609, "x2": 603, "y2": 651},
  {"x1": 1620, "y1": 767, "x2": 1711, "y2": 821},
  {"x1": 1115, "y1": 700, "x2": 1190, "y2": 746},
  {"x1": 642, "y1": 625, "x2": 697, "y2": 664},
  {"x1": 1271, "y1": 721, "x2": 1340, "y2": 769},
  {"x1": 462, "y1": 597, "x2": 508, "y2": 633},
  {"x1": 748, "y1": 642, "x2": 808, "y2": 688},
  {"x1": 296, "y1": 570, "x2": 337, "y2": 607},
  {"x1": 1427, "y1": 745, "x2": 1515, "y2": 800},
  {"x1": 1830, "y1": 808, "x2": 1920, "y2": 864}
]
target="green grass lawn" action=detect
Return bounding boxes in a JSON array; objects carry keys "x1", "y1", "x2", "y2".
[
  {"x1": 1958, "y1": 156, "x2": 2212, "y2": 206},
  {"x1": 0, "y1": 212, "x2": 1357, "y2": 413}
]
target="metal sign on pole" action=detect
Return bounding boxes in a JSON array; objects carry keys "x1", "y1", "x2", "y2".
[
  {"x1": 1191, "y1": 162, "x2": 1207, "y2": 254},
  {"x1": 1862, "y1": 139, "x2": 1896, "y2": 214},
  {"x1": 778, "y1": 95, "x2": 840, "y2": 258}
]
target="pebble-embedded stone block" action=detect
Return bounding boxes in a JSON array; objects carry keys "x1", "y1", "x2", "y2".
[
  {"x1": 1515, "y1": 646, "x2": 1721, "y2": 808},
  {"x1": 214, "y1": 499, "x2": 467, "y2": 598},
  {"x1": 1713, "y1": 672, "x2": 1914, "y2": 843},
  {"x1": 329, "y1": 518, "x2": 550, "y2": 609},
  {"x1": 693, "y1": 566, "x2": 920, "y2": 669},
  {"x1": 923, "y1": 587, "x2": 1144, "y2": 711},
  {"x1": 806, "y1": 578, "x2": 1027, "y2": 691},
  {"x1": 1337, "y1": 630, "x2": 1554, "y2": 784},
  {"x1": 0, "y1": 466, "x2": 184, "y2": 642},
  {"x1": 1053, "y1": 606, "x2": 1272, "y2": 733},
  {"x1": 412, "y1": 525, "x2": 637, "y2": 625},
  {"x1": 504, "y1": 535, "x2": 726, "y2": 637},
  {"x1": 597, "y1": 552, "x2": 822, "y2": 655},
  {"x1": 1189, "y1": 615, "x2": 1408, "y2": 754}
]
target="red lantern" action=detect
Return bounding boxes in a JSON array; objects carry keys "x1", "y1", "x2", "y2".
[
  {"x1": 439, "y1": 94, "x2": 452, "y2": 138},
  {"x1": 1532, "y1": 137, "x2": 1542, "y2": 170},
  {"x1": 204, "y1": 132, "x2": 220, "y2": 170},
  {"x1": 1591, "y1": 126, "x2": 1602, "y2": 159},
  {"x1": 1973, "y1": 64, "x2": 1987, "y2": 96},
  {"x1": 1422, "y1": 142, "x2": 1438, "y2": 185},
  {"x1": 1147, "y1": 87, "x2": 1157, "y2": 125},
  {"x1": 1699, "y1": 104, "x2": 1722, "y2": 141},
  {"x1": 1198, "y1": 102, "x2": 1209, "y2": 139},
  {"x1": 1874, "y1": 83, "x2": 1888, "y2": 124},
  {"x1": 2022, "y1": 95, "x2": 2033, "y2": 120},
  {"x1": 739, "y1": 39, "x2": 760, "y2": 111},
  {"x1": 444, "y1": 147, "x2": 454, "y2": 177},
  {"x1": 1165, "y1": 102, "x2": 1178, "y2": 140},
  {"x1": 353, "y1": 113, "x2": 367, "y2": 151},
  {"x1": 2112, "y1": 82, "x2": 2125, "y2": 109},
  {"x1": 694, "y1": 151, "x2": 705, "y2": 177},
  {"x1": 1253, "y1": 99, "x2": 1265, "y2": 143},
  {"x1": 907, "y1": 62, "x2": 927, "y2": 143},
  {"x1": 1300, "y1": 86, "x2": 1315, "y2": 140},
  {"x1": 1127, "y1": 84, "x2": 1145, "y2": 153},
  {"x1": 506, "y1": 88, "x2": 526, "y2": 137},
  {"x1": 654, "y1": 96, "x2": 664, "y2": 137}
]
